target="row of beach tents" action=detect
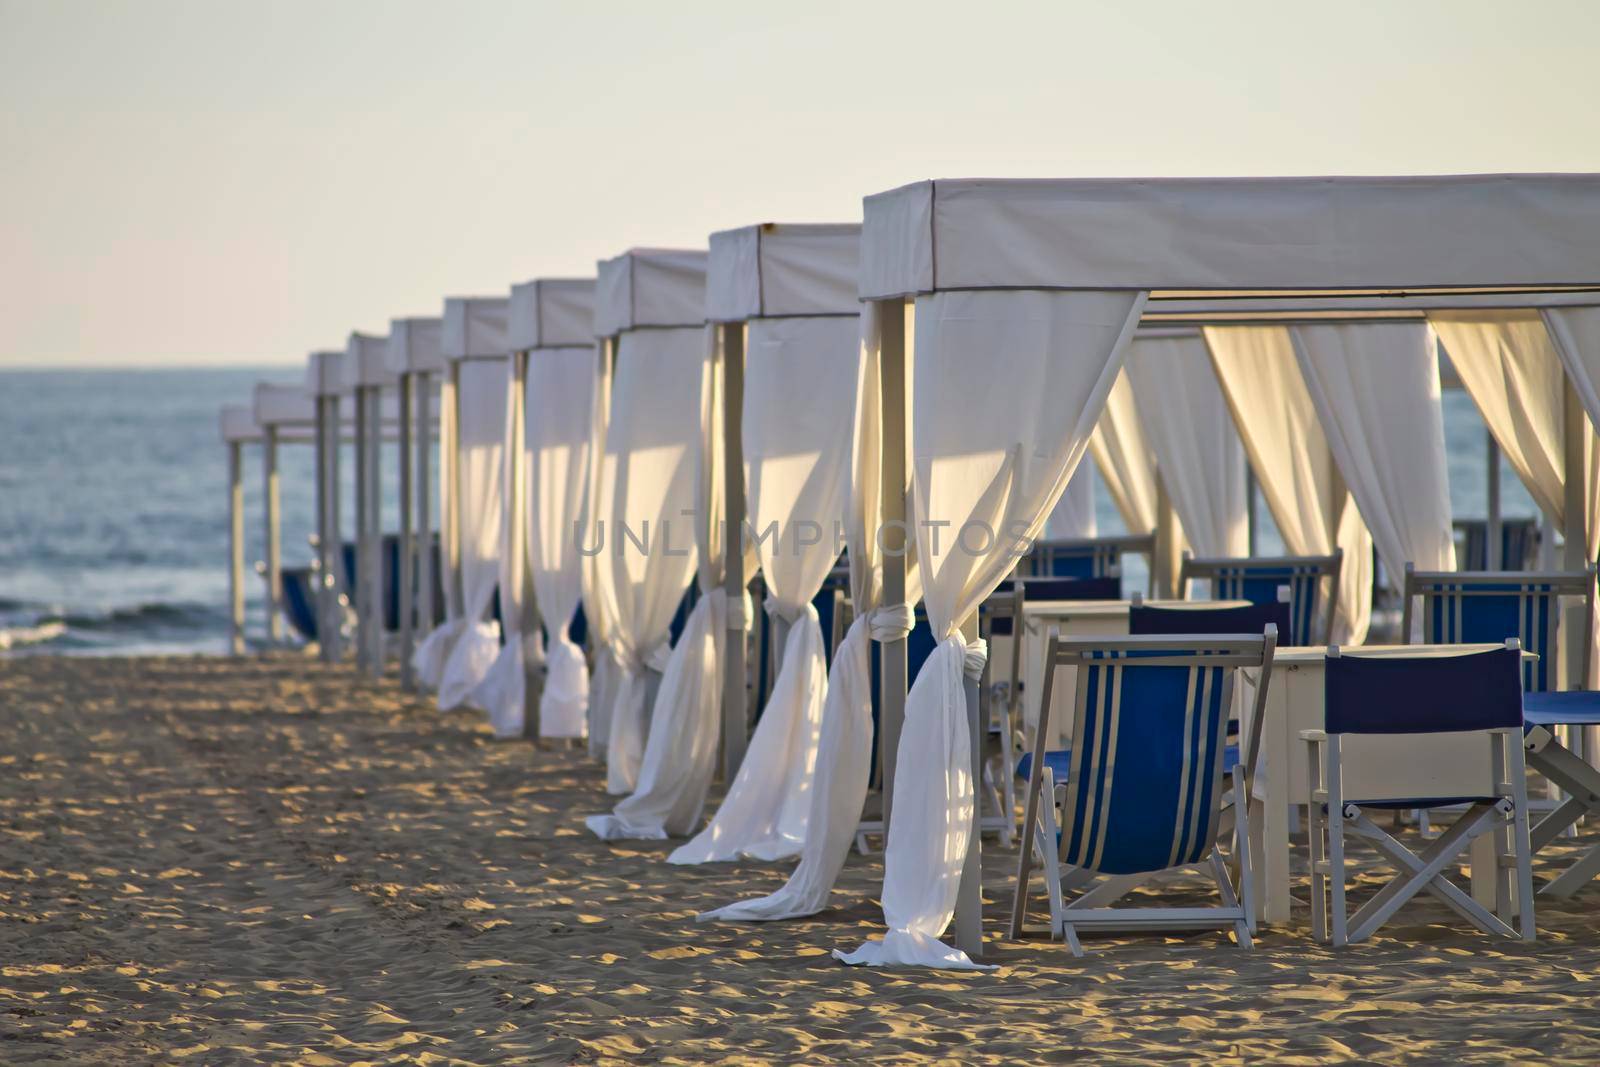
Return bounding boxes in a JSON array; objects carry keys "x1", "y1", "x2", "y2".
[{"x1": 219, "y1": 173, "x2": 1600, "y2": 967}]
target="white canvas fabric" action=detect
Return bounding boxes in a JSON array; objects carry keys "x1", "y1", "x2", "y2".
[
  {"x1": 473, "y1": 361, "x2": 539, "y2": 737},
  {"x1": 1204, "y1": 326, "x2": 1374, "y2": 644},
  {"x1": 387, "y1": 317, "x2": 446, "y2": 374},
  {"x1": 836, "y1": 288, "x2": 1146, "y2": 970},
  {"x1": 595, "y1": 250, "x2": 709, "y2": 336},
  {"x1": 706, "y1": 225, "x2": 861, "y2": 322},
  {"x1": 1430, "y1": 312, "x2": 1572, "y2": 524},
  {"x1": 414, "y1": 370, "x2": 462, "y2": 688},
  {"x1": 589, "y1": 326, "x2": 741, "y2": 836},
  {"x1": 579, "y1": 343, "x2": 619, "y2": 758},
  {"x1": 699, "y1": 300, "x2": 918, "y2": 922},
  {"x1": 1124, "y1": 335, "x2": 1248, "y2": 556},
  {"x1": 585, "y1": 327, "x2": 706, "y2": 796},
  {"x1": 526, "y1": 345, "x2": 596, "y2": 739},
  {"x1": 671, "y1": 315, "x2": 860, "y2": 864},
  {"x1": 1545, "y1": 308, "x2": 1600, "y2": 452},
  {"x1": 509, "y1": 279, "x2": 595, "y2": 350},
  {"x1": 858, "y1": 176, "x2": 1600, "y2": 300},
  {"x1": 1088, "y1": 369, "x2": 1159, "y2": 535},
  {"x1": 1291, "y1": 323, "x2": 1457, "y2": 609},
  {"x1": 1433, "y1": 310, "x2": 1600, "y2": 683},
  {"x1": 443, "y1": 297, "x2": 510, "y2": 359},
  {"x1": 1043, "y1": 463, "x2": 1097, "y2": 539},
  {"x1": 435, "y1": 359, "x2": 508, "y2": 710}
]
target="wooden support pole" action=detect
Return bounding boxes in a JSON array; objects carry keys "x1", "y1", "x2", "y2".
[
  {"x1": 953, "y1": 609, "x2": 985, "y2": 960},
  {"x1": 720, "y1": 322, "x2": 750, "y2": 781},
  {"x1": 398, "y1": 373, "x2": 416, "y2": 690},
  {"x1": 263, "y1": 424, "x2": 283, "y2": 644},
  {"x1": 878, "y1": 298, "x2": 909, "y2": 832},
  {"x1": 228, "y1": 441, "x2": 246, "y2": 655},
  {"x1": 416, "y1": 372, "x2": 435, "y2": 641}
]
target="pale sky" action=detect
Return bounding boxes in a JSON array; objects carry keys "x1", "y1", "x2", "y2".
[{"x1": 3, "y1": 0, "x2": 1598, "y2": 366}]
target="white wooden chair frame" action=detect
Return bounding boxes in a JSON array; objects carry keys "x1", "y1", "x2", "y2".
[
  {"x1": 1009, "y1": 631, "x2": 1277, "y2": 955},
  {"x1": 1303, "y1": 642, "x2": 1536, "y2": 946}
]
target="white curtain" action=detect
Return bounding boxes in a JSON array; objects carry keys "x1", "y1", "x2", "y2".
[
  {"x1": 1291, "y1": 323, "x2": 1457, "y2": 610},
  {"x1": 585, "y1": 328, "x2": 705, "y2": 795},
  {"x1": 1125, "y1": 335, "x2": 1247, "y2": 557},
  {"x1": 671, "y1": 315, "x2": 860, "y2": 864},
  {"x1": 579, "y1": 347, "x2": 619, "y2": 759},
  {"x1": 836, "y1": 288, "x2": 1146, "y2": 970},
  {"x1": 473, "y1": 359, "x2": 540, "y2": 737},
  {"x1": 1043, "y1": 463, "x2": 1097, "y2": 539},
  {"x1": 1088, "y1": 369, "x2": 1158, "y2": 535},
  {"x1": 1204, "y1": 326, "x2": 1373, "y2": 644},
  {"x1": 1431, "y1": 312, "x2": 1572, "y2": 527},
  {"x1": 1434, "y1": 310, "x2": 1600, "y2": 686},
  {"x1": 436, "y1": 360, "x2": 508, "y2": 709},
  {"x1": 526, "y1": 346, "x2": 595, "y2": 739},
  {"x1": 700, "y1": 300, "x2": 917, "y2": 922},
  {"x1": 414, "y1": 372, "x2": 462, "y2": 688},
  {"x1": 590, "y1": 327, "x2": 754, "y2": 839}
]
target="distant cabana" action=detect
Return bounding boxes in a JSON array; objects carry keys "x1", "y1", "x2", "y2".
[
  {"x1": 250, "y1": 381, "x2": 319, "y2": 645},
  {"x1": 583, "y1": 247, "x2": 713, "y2": 819},
  {"x1": 418, "y1": 296, "x2": 510, "y2": 713},
  {"x1": 343, "y1": 331, "x2": 394, "y2": 677},
  {"x1": 387, "y1": 315, "x2": 445, "y2": 692},
  {"x1": 475, "y1": 277, "x2": 598, "y2": 741},
  {"x1": 672, "y1": 224, "x2": 866, "y2": 883},
  {"x1": 845, "y1": 173, "x2": 1600, "y2": 969}
]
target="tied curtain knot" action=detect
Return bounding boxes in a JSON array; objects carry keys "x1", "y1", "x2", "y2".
[
  {"x1": 619, "y1": 639, "x2": 674, "y2": 677},
  {"x1": 726, "y1": 591, "x2": 754, "y2": 631},
  {"x1": 867, "y1": 603, "x2": 915, "y2": 643},
  {"x1": 763, "y1": 597, "x2": 811, "y2": 625},
  {"x1": 960, "y1": 637, "x2": 988, "y2": 681}
]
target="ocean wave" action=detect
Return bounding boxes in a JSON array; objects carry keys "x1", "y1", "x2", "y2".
[
  {"x1": 59, "y1": 601, "x2": 225, "y2": 631},
  {"x1": 0, "y1": 619, "x2": 68, "y2": 650}
]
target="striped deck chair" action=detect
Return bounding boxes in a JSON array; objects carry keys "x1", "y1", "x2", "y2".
[
  {"x1": 1023, "y1": 532, "x2": 1155, "y2": 594},
  {"x1": 1454, "y1": 518, "x2": 1542, "y2": 572},
  {"x1": 1009, "y1": 630, "x2": 1278, "y2": 955},
  {"x1": 1402, "y1": 563, "x2": 1600, "y2": 897},
  {"x1": 1305, "y1": 644, "x2": 1535, "y2": 945},
  {"x1": 1179, "y1": 551, "x2": 1342, "y2": 647}
]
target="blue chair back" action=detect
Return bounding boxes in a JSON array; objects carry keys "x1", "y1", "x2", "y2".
[
  {"x1": 1057, "y1": 644, "x2": 1243, "y2": 875},
  {"x1": 1455, "y1": 518, "x2": 1541, "y2": 571},
  {"x1": 1130, "y1": 600, "x2": 1292, "y2": 639},
  {"x1": 1406, "y1": 574, "x2": 1572, "y2": 692},
  {"x1": 280, "y1": 567, "x2": 319, "y2": 641},
  {"x1": 1324, "y1": 646, "x2": 1523, "y2": 734},
  {"x1": 1182, "y1": 554, "x2": 1340, "y2": 646},
  {"x1": 1021, "y1": 576, "x2": 1122, "y2": 602},
  {"x1": 1023, "y1": 533, "x2": 1153, "y2": 584}
]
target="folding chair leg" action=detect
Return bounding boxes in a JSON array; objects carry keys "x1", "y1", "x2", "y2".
[
  {"x1": 1346, "y1": 806, "x2": 1512, "y2": 940},
  {"x1": 1345, "y1": 803, "x2": 1512, "y2": 944},
  {"x1": 1232, "y1": 766, "x2": 1257, "y2": 934},
  {"x1": 1526, "y1": 737, "x2": 1600, "y2": 898},
  {"x1": 1328, "y1": 802, "x2": 1348, "y2": 947},
  {"x1": 1210, "y1": 852, "x2": 1252, "y2": 950}
]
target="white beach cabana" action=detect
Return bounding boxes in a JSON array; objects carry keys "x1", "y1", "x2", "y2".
[
  {"x1": 415, "y1": 296, "x2": 511, "y2": 712},
  {"x1": 668, "y1": 223, "x2": 864, "y2": 866},
  {"x1": 250, "y1": 382, "x2": 318, "y2": 646},
  {"x1": 471, "y1": 279, "x2": 601, "y2": 739},
  {"x1": 583, "y1": 248, "x2": 721, "y2": 818},
  {"x1": 344, "y1": 330, "x2": 395, "y2": 676},
  {"x1": 305, "y1": 349, "x2": 350, "y2": 661},
  {"x1": 842, "y1": 174, "x2": 1600, "y2": 969},
  {"x1": 387, "y1": 315, "x2": 445, "y2": 692},
  {"x1": 487, "y1": 277, "x2": 599, "y2": 741}
]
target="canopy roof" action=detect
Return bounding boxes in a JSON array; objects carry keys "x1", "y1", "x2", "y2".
[
  {"x1": 388, "y1": 316, "x2": 445, "y2": 374},
  {"x1": 707, "y1": 223, "x2": 860, "y2": 322},
  {"x1": 595, "y1": 248, "x2": 707, "y2": 337},
  {"x1": 219, "y1": 404, "x2": 259, "y2": 444},
  {"x1": 253, "y1": 382, "x2": 315, "y2": 427},
  {"x1": 306, "y1": 350, "x2": 348, "y2": 397},
  {"x1": 443, "y1": 297, "x2": 510, "y2": 360},
  {"x1": 860, "y1": 175, "x2": 1600, "y2": 314},
  {"x1": 509, "y1": 278, "x2": 596, "y2": 350},
  {"x1": 344, "y1": 331, "x2": 395, "y2": 388}
]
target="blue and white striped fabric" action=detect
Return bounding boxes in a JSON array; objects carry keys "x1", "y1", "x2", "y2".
[
  {"x1": 1420, "y1": 580, "x2": 1559, "y2": 692},
  {"x1": 1207, "y1": 564, "x2": 1322, "y2": 646},
  {"x1": 1060, "y1": 650, "x2": 1230, "y2": 876}
]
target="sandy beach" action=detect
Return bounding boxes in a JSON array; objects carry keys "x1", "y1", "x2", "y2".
[{"x1": 3, "y1": 653, "x2": 1599, "y2": 1063}]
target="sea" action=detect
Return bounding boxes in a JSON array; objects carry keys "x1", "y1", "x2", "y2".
[{"x1": 0, "y1": 367, "x2": 1537, "y2": 656}]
